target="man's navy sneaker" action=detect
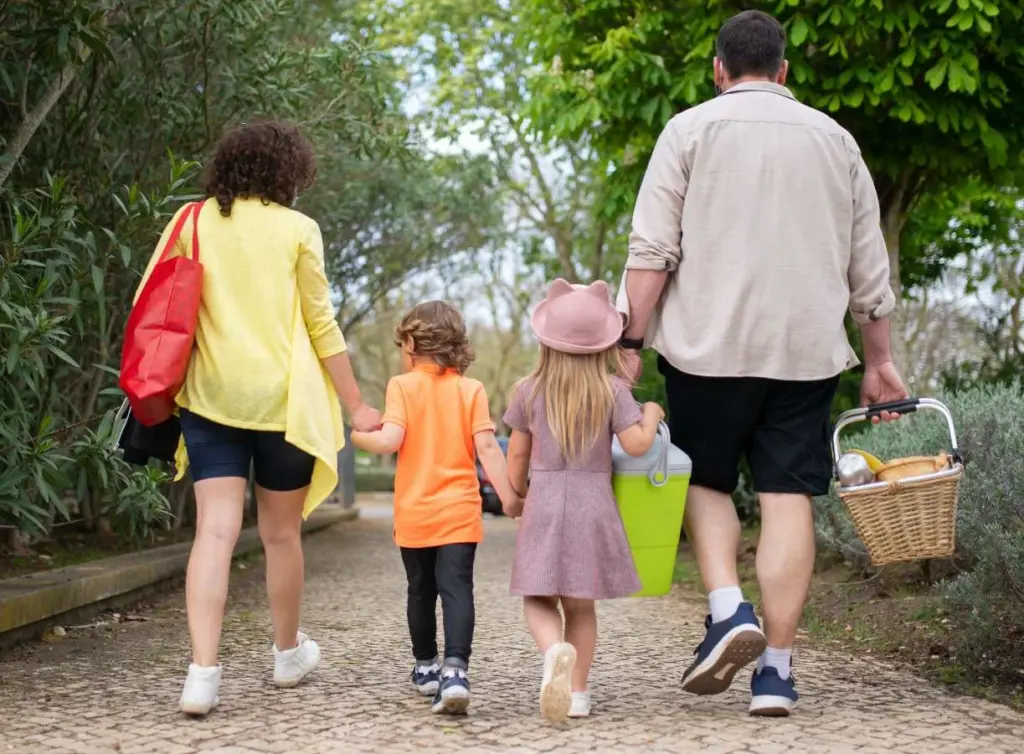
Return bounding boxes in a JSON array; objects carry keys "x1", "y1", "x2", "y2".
[
  {"x1": 681, "y1": 602, "x2": 766, "y2": 695},
  {"x1": 411, "y1": 661, "x2": 440, "y2": 696},
  {"x1": 749, "y1": 666, "x2": 798, "y2": 716},
  {"x1": 431, "y1": 666, "x2": 471, "y2": 715}
]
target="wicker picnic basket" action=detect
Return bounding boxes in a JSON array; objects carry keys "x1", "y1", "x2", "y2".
[{"x1": 832, "y1": 398, "x2": 964, "y2": 566}]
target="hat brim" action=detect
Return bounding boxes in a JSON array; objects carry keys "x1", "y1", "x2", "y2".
[{"x1": 530, "y1": 300, "x2": 623, "y2": 355}]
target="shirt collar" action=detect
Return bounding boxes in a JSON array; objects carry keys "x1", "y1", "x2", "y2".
[{"x1": 723, "y1": 81, "x2": 796, "y2": 100}]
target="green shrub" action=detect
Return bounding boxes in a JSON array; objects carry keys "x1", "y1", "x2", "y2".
[
  {"x1": 354, "y1": 468, "x2": 396, "y2": 493},
  {"x1": 815, "y1": 382, "x2": 1024, "y2": 670}
]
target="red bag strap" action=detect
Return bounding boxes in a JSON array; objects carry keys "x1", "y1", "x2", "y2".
[{"x1": 157, "y1": 201, "x2": 203, "y2": 265}]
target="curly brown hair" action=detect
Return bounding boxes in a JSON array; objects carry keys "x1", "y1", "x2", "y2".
[
  {"x1": 203, "y1": 121, "x2": 317, "y2": 217},
  {"x1": 395, "y1": 301, "x2": 475, "y2": 374}
]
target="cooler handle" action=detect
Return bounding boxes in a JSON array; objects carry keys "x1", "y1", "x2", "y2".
[{"x1": 648, "y1": 421, "x2": 671, "y2": 488}]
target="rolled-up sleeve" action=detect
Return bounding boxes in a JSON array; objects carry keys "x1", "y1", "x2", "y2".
[
  {"x1": 627, "y1": 117, "x2": 690, "y2": 271},
  {"x1": 847, "y1": 151, "x2": 896, "y2": 324},
  {"x1": 297, "y1": 219, "x2": 347, "y2": 358}
]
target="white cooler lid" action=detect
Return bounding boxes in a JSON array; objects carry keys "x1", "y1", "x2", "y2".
[{"x1": 612, "y1": 421, "x2": 692, "y2": 484}]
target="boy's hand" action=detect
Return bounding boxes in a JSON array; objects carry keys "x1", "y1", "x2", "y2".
[{"x1": 349, "y1": 402, "x2": 382, "y2": 432}]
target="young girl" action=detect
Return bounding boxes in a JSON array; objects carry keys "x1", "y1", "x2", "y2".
[
  {"x1": 503, "y1": 279, "x2": 663, "y2": 722},
  {"x1": 352, "y1": 301, "x2": 520, "y2": 715}
]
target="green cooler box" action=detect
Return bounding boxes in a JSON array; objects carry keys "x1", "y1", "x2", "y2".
[{"x1": 612, "y1": 422, "x2": 692, "y2": 597}]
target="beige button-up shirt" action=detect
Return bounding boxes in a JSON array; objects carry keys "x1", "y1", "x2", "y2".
[{"x1": 618, "y1": 81, "x2": 895, "y2": 381}]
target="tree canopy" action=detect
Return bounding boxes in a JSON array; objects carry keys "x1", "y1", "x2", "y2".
[{"x1": 522, "y1": 0, "x2": 1024, "y2": 294}]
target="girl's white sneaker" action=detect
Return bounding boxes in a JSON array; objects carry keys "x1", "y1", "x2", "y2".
[
  {"x1": 179, "y1": 664, "x2": 221, "y2": 716},
  {"x1": 539, "y1": 642, "x2": 576, "y2": 722},
  {"x1": 273, "y1": 632, "x2": 321, "y2": 688},
  {"x1": 568, "y1": 690, "x2": 592, "y2": 718}
]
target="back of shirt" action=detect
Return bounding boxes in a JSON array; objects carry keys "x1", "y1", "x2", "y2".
[
  {"x1": 383, "y1": 365, "x2": 494, "y2": 548},
  {"x1": 627, "y1": 81, "x2": 894, "y2": 381}
]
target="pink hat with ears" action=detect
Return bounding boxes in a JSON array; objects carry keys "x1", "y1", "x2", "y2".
[{"x1": 530, "y1": 278, "x2": 624, "y2": 355}]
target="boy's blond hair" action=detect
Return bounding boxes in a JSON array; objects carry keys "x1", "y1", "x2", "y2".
[
  {"x1": 527, "y1": 345, "x2": 624, "y2": 464},
  {"x1": 395, "y1": 301, "x2": 475, "y2": 374}
]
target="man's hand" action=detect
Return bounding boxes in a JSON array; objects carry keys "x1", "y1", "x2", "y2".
[
  {"x1": 860, "y1": 362, "x2": 909, "y2": 423},
  {"x1": 349, "y1": 401, "x2": 382, "y2": 432},
  {"x1": 618, "y1": 347, "x2": 643, "y2": 385}
]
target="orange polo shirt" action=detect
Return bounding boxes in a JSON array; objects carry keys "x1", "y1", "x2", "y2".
[{"x1": 383, "y1": 365, "x2": 493, "y2": 548}]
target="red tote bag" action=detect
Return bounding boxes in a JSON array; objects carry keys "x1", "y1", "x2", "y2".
[{"x1": 119, "y1": 202, "x2": 204, "y2": 426}]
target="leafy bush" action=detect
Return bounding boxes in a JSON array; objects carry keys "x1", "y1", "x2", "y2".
[
  {"x1": 354, "y1": 468, "x2": 396, "y2": 493},
  {"x1": 815, "y1": 382, "x2": 1024, "y2": 668}
]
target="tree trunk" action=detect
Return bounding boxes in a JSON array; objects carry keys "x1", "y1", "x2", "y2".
[{"x1": 0, "y1": 59, "x2": 82, "y2": 190}]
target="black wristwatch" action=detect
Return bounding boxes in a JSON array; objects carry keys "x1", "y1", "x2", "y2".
[{"x1": 618, "y1": 336, "x2": 644, "y2": 351}]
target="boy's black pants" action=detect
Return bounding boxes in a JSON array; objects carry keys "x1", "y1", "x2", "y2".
[{"x1": 400, "y1": 543, "x2": 477, "y2": 669}]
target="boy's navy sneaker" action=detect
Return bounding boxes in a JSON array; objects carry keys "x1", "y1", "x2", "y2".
[
  {"x1": 749, "y1": 666, "x2": 798, "y2": 716},
  {"x1": 431, "y1": 666, "x2": 471, "y2": 715},
  {"x1": 411, "y1": 661, "x2": 441, "y2": 696},
  {"x1": 681, "y1": 602, "x2": 766, "y2": 695}
]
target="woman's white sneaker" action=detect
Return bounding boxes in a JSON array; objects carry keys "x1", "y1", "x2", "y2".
[
  {"x1": 179, "y1": 664, "x2": 221, "y2": 716},
  {"x1": 568, "y1": 690, "x2": 592, "y2": 718},
  {"x1": 539, "y1": 642, "x2": 576, "y2": 723},
  {"x1": 273, "y1": 632, "x2": 321, "y2": 688}
]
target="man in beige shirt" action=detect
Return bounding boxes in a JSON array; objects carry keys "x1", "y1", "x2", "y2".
[{"x1": 617, "y1": 10, "x2": 908, "y2": 716}]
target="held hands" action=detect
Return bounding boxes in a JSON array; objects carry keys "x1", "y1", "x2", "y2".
[
  {"x1": 502, "y1": 494, "x2": 525, "y2": 520},
  {"x1": 349, "y1": 401, "x2": 382, "y2": 432},
  {"x1": 860, "y1": 361, "x2": 909, "y2": 423},
  {"x1": 502, "y1": 480, "x2": 526, "y2": 519}
]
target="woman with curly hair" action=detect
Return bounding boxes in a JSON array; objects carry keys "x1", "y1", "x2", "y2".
[
  {"x1": 134, "y1": 121, "x2": 381, "y2": 715},
  {"x1": 351, "y1": 301, "x2": 520, "y2": 715}
]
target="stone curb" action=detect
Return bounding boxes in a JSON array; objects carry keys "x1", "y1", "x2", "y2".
[{"x1": 0, "y1": 505, "x2": 358, "y2": 638}]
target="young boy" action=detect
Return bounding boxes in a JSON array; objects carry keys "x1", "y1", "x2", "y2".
[{"x1": 351, "y1": 301, "x2": 519, "y2": 714}]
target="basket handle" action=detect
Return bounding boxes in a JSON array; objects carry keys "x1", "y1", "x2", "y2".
[
  {"x1": 832, "y1": 397, "x2": 962, "y2": 467},
  {"x1": 865, "y1": 397, "x2": 920, "y2": 419}
]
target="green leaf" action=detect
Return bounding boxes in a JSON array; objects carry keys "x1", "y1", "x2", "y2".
[
  {"x1": 5, "y1": 342, "x2": 19, "y2": 374},
  {"x1": 878, "y1": 68, "x2": 895, "y2": 93},
  {"x1": 91, "y1": 265, "x2": 104, "y2": 295},
  {"x1": 48, "y1": 347, "x2": 79, "y2": 368},
  {"x1": 57, "y1": 26, "x2": 69, "y2": 56},
  {"x1": 789, "y1": 15, "x2": 809, "y2": 47},
  {"x1": 925, "y1": 59, "x2": 949, "y2": 89},
  {"x1": 842, "y1": 90, "x2": 865, "y2": 108},
  {"x1": 638, "y1": 97, "x2": 659, "y2": 125}
]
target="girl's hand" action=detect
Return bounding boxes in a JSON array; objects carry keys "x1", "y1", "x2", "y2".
[
  {"x1": 642, "y1": 402, "x2": 665, "y2": 422},
  {"x1": 503, "y1": 495, "x2": 525, "y2": 519}
]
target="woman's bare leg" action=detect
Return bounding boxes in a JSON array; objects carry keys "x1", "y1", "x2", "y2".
[
  {"x1": 187, "y1": 477, "x2": 246, "y2": 666},
  {"x1": 256, "y1": 485, "x2": 307, "y2": 651}
]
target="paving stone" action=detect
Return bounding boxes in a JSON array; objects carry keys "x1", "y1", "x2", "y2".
[{"x1": 1, "y1": 510, "x2": 1023, "y2": 753}]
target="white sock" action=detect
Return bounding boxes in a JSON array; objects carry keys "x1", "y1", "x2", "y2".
[
  {"x1": 708, "y1": 586, "x2": 744, "y2": 623},
  {"x1": 758, "y1": 647, "x2": 792, "y2": 680}
]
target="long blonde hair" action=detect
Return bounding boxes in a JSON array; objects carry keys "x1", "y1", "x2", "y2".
[{"x1": 527, "y1": 345, "x2": 624, "y2": 464}]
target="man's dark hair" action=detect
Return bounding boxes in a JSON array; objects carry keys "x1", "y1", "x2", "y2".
[{"x1": 715, "y1": 10, "x2": 787, "y2": 79}]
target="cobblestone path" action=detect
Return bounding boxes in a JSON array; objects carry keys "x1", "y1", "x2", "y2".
[{"x1": 2, "y1": 507, "x2": 1023, "y2": 753}]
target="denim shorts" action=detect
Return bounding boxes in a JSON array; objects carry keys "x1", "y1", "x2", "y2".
[{"x1": 179, "y1": 409, "x2": 315, "y2": 491}]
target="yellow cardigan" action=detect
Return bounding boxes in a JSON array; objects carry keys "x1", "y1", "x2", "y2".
[{"x1": 135, "y1": 198, "x2": 347, "y2": 518}]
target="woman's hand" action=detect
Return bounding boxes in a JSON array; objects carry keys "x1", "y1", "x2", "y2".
[{"x1": 349, "y1": 401, "x2": 382, "y2": 432}]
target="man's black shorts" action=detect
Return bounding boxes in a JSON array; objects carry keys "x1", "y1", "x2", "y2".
[{"x1": 658, "y1": 356, "x2": 839, "y2": 497}]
